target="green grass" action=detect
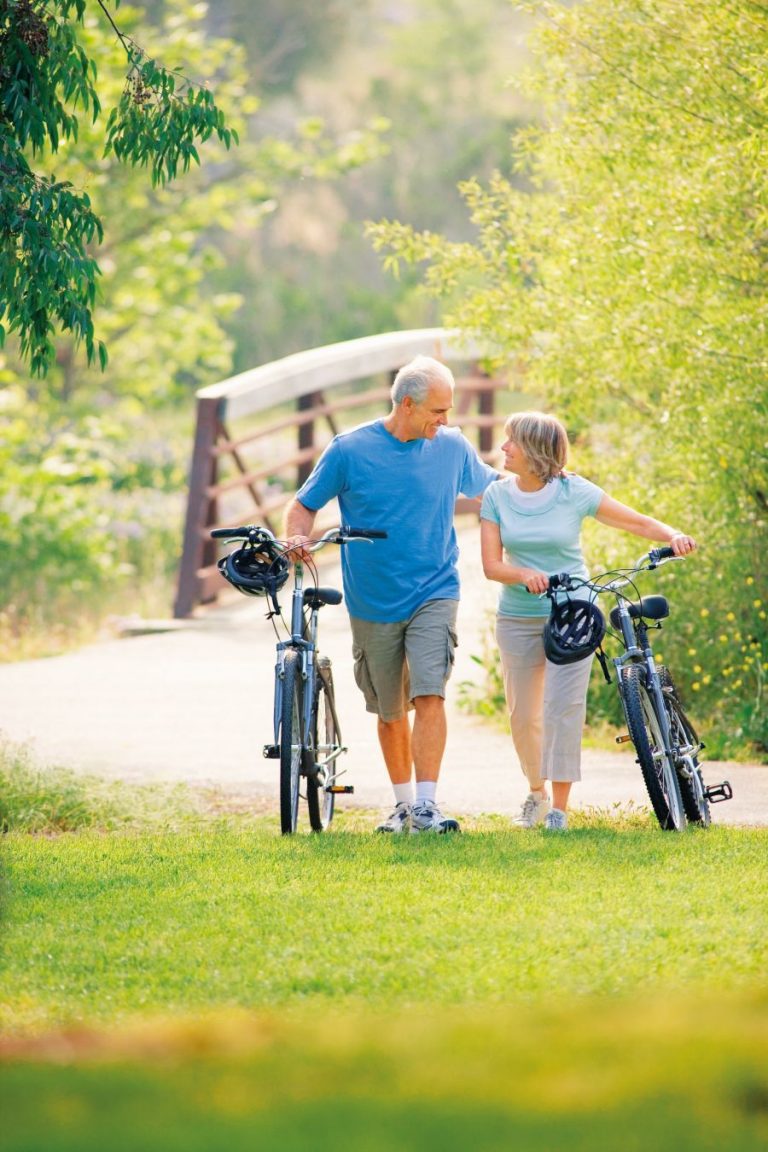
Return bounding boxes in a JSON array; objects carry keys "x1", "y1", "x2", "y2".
[
  {"x1": 1, "y1": 993, "x2": 767, "y2": 1150},
  {"x1": 0, "y1": 739, "x2": 210, "y2": 834},
  {"x1": 2, "y1": 809, "x2": 767, "y2": 1149},
  {"x1": 2, "y1": 822, "x2": 766, "y2": 1032}
]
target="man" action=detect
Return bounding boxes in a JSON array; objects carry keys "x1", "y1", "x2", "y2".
[{"x1": 284, "y1": 355, "x2": 497, "y2": 833}]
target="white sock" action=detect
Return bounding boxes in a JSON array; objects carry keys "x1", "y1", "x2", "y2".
[
  {"x1": 393, "y1": 783, "x2": 414, "y2": 806},
  {"x1": 415, "y1": 781, "x2": 437, "y2": 804},
  {"x1": 531, "y1": 788, "x2": 548, "y2": 799}
]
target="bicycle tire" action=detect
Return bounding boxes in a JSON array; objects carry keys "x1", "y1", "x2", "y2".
[
  {"x1": 279, "y1": 648, "x2": 303, "y2": 835},
  {"x1": 306, "y1": 660, "x2": 340, "y2": 832},
  {"x1": 622, "y1": 664, "x2": 686, "y2": 831},
  {"x1": 659, "y1": 669, "x2": 710, "y2": 827}
]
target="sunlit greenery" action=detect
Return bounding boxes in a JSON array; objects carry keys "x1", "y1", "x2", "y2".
[{"x1": 370, "y1": 0, "x2": 768, "y2": 757}]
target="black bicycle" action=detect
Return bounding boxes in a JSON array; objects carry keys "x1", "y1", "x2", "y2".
[
  {"x1": 547, "y1": 547, "x2": 732, "y2": 831},
  {"x1": 212, "y1": 523, "x2": 386, "y2": 834}
]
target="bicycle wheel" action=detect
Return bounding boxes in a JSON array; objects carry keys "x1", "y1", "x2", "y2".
[
  {"x1": 279, "y1": 648, "x2": 303, "y2": 835},
  {"x1": 660, "y1": 669, "x2": 710, "y2": 827},
  {"x1": 306, "y1": 659, "x2": 340, "y2": 832},
  {"x1": 622, "y1": 664, "x2": 686, "y2": 831}
]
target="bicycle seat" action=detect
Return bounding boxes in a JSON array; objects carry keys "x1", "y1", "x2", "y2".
[
  {"x1": 303, "y1": 587, "x2": 343, "y2": 609},
  {"x1": 609, "y1": 595, "x2": 669, "y2": 628}
]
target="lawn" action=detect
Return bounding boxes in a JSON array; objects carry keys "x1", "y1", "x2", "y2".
[
  {"x1": 2, "y1": 820, "x2": 767, "y2": 1030},
  {"x1": 1, "y1": 790, "x2": 767, "y2": 1150}
]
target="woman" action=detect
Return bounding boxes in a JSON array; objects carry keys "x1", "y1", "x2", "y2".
[{"x1": 480, "y1": 412, "x2": 696, "y2": 830}]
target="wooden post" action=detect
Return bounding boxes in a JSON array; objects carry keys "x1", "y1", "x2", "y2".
[
  {"x1": 477, "y1": 366, "x2": 495, "y2": 455},
  {"x1": 297, "y1": 392, "x2": 319, "y2": 487},
  {"x1": 173, "y1": 396, "x2": 221, "y2": 618}
]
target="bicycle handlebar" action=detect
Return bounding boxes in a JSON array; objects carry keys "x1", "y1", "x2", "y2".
[
  {"x1": 546, "y1": 548, "x2": 684, "y2": 596},
  {"x1": 210, "y1": 524, "x2": 388, "y2": 550}
]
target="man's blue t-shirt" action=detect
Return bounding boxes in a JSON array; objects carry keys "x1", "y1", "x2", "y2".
[{"x1": 296, "y1": 420, "x2": 497, "y2": 622}]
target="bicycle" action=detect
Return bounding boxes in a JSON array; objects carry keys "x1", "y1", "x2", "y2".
[
  {"x1": 547, "y1": 546, "x2": 733, "y2": 832},
  {"x1": 211, "y1": 523, "x2": 387, "y2": 834}
]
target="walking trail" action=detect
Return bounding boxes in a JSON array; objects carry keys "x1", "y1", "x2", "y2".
[{"x1": 1, "y1": 523, "x2": 765, "y2": 825}]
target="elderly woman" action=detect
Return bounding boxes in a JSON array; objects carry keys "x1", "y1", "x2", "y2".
[{"x1": 480, "y1": 411, "x2": 696, "y2": 830}]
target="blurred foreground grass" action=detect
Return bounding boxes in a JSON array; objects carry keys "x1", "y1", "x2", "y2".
[{"x1": 1, "y1": 993, "x2": 767, "y2": 1151}]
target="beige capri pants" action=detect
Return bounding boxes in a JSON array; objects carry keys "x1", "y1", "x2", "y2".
[{"x1": 495, "y1": 615, "x2": 594, "y2": 786}]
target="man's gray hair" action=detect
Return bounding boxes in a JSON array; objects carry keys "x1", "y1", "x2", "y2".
[{"x1": 390, "y1": 355, "x2": 455, "y2": 405}]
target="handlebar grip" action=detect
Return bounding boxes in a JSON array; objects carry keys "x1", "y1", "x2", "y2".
[
  {"x1": 342, "y1": 526, "x2": 388, "y2": 539},
  {"x1": 211, "y1": 527, "x2": 249, "y2": 539},
  {"x1": 649, "y1": 546, "x2": 676, "y2": 563},
  {"x1": 547, "y1": 572, "x2": 572, "y2": 591}
]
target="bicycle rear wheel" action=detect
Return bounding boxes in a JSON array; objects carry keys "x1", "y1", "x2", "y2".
[
  {"x1": 622, "y1": 664, "x2": 686, "y2": 831},
  {"x1": 279, "y1": 648, "x2": 303, "y2": 835},
  {"x1": 660, "y1": 669, "x2": 710, "y2": 827},
  {"x1": 307, "y1": 659, "x2": 340, "y2": 832}
]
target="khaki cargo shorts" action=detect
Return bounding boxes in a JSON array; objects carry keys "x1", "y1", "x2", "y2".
[{"x1": 349, "y1": 599, "x2": 459, "y2": 722}]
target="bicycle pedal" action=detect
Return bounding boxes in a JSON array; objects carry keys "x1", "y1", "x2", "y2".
[
  {"x1": 263, "y1": 744, "x2": 279, "y2": 759},
  {"x1": 705, "y1": 780, "x2": 733, "y2": 804},
  {"x1": 327, "y1": 785, "x2": 354, "y2": 794},
  {"x1": 615, "y1": 733, "x2": 632, "y2": 744}
]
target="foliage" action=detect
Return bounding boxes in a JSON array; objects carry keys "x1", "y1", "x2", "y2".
[
  {"x1": 2, "y1": 995, "x2": 768, "y2": 1151},
  {"x1": 211, "y1": 0, "x2": 536, "y2": 367},
  {"x1": 0, "y1": 0, "x2": 239, "y2": 375},
  {"x1": 0, "y1": 1, "x2": 387, "y2": 650},
  {"x1": 369, "y1": 0, "x2": 768, "y2": 755}
]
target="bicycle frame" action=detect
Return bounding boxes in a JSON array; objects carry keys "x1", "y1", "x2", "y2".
[
  {"x1": 607, "y1": 587, "x2": 679, "y2": 781},
  {"x1": 270, "y1": 554, "x2": 346, "y2": 787}
]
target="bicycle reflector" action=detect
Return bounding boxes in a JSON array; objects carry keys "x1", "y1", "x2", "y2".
[
  {"x1": 218, "y1": 542, "x2": 289, "y2": 611},
  {"x1": 543, "y1": 597, "x2": 606, "y2": 665}
]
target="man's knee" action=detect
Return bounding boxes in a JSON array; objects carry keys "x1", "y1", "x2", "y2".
[{"x1": 412, "y1": 694, "x2": 445, "y2": 716}]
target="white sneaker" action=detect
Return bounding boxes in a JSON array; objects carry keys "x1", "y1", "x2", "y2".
[
  {"x1": 513, "y1": 792, "x2": 551, "y2": 828},
  {"x1": 375, "y1": 802, "x2": 411, "y2": 833},
  {"x1": 410, "y1": 800, "x2": 460, "y2": 834},
  {"x1": 544, "y1": 808, "x2": 568, "y2": 831}
]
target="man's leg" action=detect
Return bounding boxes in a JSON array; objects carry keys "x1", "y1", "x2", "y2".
[
  {"x1": 350, "y1": 614, "x2": 414, "y2": 830},
  {"x1": 405, "y1": 601, "x2": 460, "y2": 832},
  {"x1": 377, "y1": 714, "x2": 412, "y2": 784},
  {"x1": 411, "y1": 695, "x2": 446, "y2": 782}
]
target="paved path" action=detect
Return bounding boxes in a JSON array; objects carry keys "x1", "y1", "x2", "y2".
[{"x1": 1, "y1": 524, "x2": 765, "y2": 825}]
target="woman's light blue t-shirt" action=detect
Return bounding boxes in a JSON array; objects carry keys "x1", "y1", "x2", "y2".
[
  {"x1": 297, "y1": 420, "x2": 497, "y2": 622},
  {"x1": 480, "y1": 473, "x2": 604, "y2": 618}
]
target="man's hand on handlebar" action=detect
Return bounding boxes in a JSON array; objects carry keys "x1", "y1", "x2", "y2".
[{"x1": 283, "y1": 535, "x2": 313, "y2": 563}]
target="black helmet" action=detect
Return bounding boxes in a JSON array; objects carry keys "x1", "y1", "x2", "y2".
[
  {"x1": 218, "y1": 540, "x2": 289, "y2": 609},
  {"x1": 543, "y1": 596, "x2": 605, "y2": 665}
]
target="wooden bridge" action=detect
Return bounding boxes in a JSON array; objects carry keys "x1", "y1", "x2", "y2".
[{"x1": 173, "y1": 328, "x2": 511, "y2": 618}]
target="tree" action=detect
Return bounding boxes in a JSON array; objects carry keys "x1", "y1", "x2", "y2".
[
  {"x1": 0, "y1": 0, "x2": 237, "y2": 376},
  {"x1": 370, "y1": 0, "x2": 768, "y2": 754}
]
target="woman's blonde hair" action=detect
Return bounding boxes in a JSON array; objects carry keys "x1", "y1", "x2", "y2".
[{"x1": 504, "y1": 411, "x2": 569, "y2": 482}]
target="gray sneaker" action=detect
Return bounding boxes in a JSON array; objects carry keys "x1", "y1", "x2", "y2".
[
  {"x1": 375, "y1": 802, "x2": 411, "y2": 833},
  {"x1": 544, "y1": 808, "x2": 568, "y2": 831},
  {"x1": 513, "y1": 792, "x2": 551, "y2": 828},
  {"x1": 410, "y1": 800, "x2": 460, "y2": 834}
]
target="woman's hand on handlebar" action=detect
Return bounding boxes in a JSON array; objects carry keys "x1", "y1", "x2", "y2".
[
  {"x1": 669, "y1": 532, "x2": 697, "y2": 557},
  {"x1": 520, "y1": 567, "x2": 551, "y2": 595}
]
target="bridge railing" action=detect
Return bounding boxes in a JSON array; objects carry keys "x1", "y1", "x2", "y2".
[{"x1": 174, "y1": 328, "x2": 509, "y2": 617}]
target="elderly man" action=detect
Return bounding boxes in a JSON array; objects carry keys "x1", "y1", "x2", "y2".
[{"x1": 284, "y1": 355, "x2": 497, "y2": 833}]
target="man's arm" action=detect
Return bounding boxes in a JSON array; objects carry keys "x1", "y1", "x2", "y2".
[{"x1": 283, "y1": 498, "x2": 318, "y2": 560}]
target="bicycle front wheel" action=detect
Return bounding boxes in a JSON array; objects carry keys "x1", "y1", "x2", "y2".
[
  {"x1": 307, "y1": 660, "x2": 340, "y2": 833},
  {"x1": 622, "y1": 664, "x2": 686, "y2": 832},
  {"x1": 279, "y1": 648, "x2": 303, "y2": 835},
  {"x1": 660, "y1": 669, "x2": 710, "y2": 827}
]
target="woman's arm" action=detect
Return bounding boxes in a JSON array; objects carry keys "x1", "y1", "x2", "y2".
[
  {"x1": 480, "y1": 518, "x2": 550, "y2": 594},
  {"x1": 595, "y1": 495, "x2": 697, "y2": 556}
]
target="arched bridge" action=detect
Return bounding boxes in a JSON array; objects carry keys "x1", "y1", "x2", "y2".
[{"x1": 174, "y1": 327, "x2": 510, "y2": 618}]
